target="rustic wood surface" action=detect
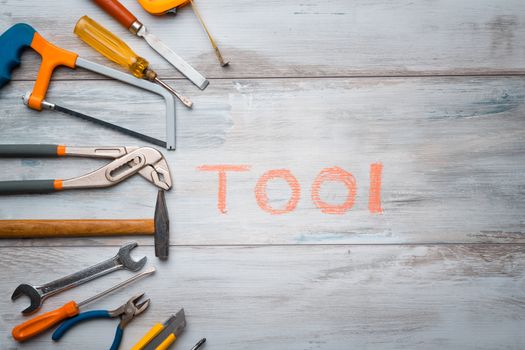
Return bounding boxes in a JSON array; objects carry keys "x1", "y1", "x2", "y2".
[{"x1": 0, "y1": 0, "x2": 524, "y2": 349}]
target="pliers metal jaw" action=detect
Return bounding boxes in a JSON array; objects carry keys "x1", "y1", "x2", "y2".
[
  {"x1": 0, "y1": 144, "x2": 172, "y2": 194},
  {"x1": 52, "y1": 293, "x2": 150, "y2": 350},
  {"x1": 110, "y1": 292, "x2": 151, "y2": 328}
]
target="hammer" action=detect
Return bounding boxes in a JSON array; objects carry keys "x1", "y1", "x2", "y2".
[{"x1": 0, "y1": 191, "x2": 170, "y2": 259}]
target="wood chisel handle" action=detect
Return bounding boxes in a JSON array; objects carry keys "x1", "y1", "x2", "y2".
[
  {"x1": 93, "y1": 0, "x2": 140, "y2": 30},
  {"x1": 0, "y1": 219, "x2": 155, "y2": 238},
  {"x1": 74, "y1": 15, "x2": 149, "y2": 79},
  {"x1": 12, "y1": 301, "x2": 80, "y2": 342}
]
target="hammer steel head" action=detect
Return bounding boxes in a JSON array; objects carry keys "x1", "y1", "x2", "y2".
[
  {"x1": 154, "y1": 190, "x2": 170, "y2": 260},
  {"x1": 118, "y1": 242, "x2": 147, "y2": 271}
]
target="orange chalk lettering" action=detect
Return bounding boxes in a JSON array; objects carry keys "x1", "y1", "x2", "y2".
[
  {"x1": 197, "y1": 165, "x2": 251, "y2": 214},
  {"x1": 311, "y1": 167, "x2": 356, "y2": 214},
  {"x1": 368, "y1": 163, "x2": 383, "y2": 214},
  {"x1": 255, "y1": 169, "x2": 301, "y2": 215}
]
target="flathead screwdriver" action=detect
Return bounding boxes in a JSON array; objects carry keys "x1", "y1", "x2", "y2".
[
  {"x1": 74, "y1": 15, "x2": 193, "y2": 108},
  {"x1": 12, "y1": 267, "x2": 156, "y2": 342}
]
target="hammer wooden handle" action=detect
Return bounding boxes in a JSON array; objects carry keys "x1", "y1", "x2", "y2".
[{"x1": 0, "y1": 219, "x2": 154, "y2": 238}]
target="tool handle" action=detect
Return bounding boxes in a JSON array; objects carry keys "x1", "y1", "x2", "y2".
[
  {"x1": 74, "y1": 16, "x2": 149, "y2": 79},
  {"x1": 0, "y1": 23, "x2": 77, "y2": 110},
  {"x1": 52, "y1": 310, "x2": 111, "y2": 341},
  {"x1": 93, "y1": 0, "x2": 138, "y2": 30},
  {"x1": 0, "y1": 180, "x2": 61, "y2": 195},
  {"x1": 156, "y1": 333, "x2": 176, "y2": 350},
  {"x1": 110, "y1": 325, "x2": 125, "y2": 350},
  {"x1": 0, "y1": 144, "x2": 65, "y2": 157},
  {"x1": 12, "y1": 301, "x2": 80, "y2": 342},
  {"x1": 0, "y1": 219, "x2": 155, "y2": 238},
  {"x1": 131, "y1": 322, "x2": 165, "y2": 350},
  {"x1": 137, "y1": 0, "x2": 190, "y2": 15},
  {"x1": 0, "y1": 23, "x2": 36, "y2": 88}
]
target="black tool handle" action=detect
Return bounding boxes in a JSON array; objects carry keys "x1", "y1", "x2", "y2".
[
  {"x1": 0, "y1": 144, "x2": 60, "y2": 157},
  {"x1": 0, "y1": 180, "x2": 58, "y2": 194}
]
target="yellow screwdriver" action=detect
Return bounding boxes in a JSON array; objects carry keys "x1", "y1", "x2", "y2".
[{"x1": 74, "y1": 15, "x2": 193, "y2": 108}]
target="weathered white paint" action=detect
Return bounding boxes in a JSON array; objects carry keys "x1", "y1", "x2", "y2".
[
  {"x1": 0, "y1": 77, "x2": 524, "y2": 245},
  {"x1": 1, "y1": 0, "x2": 524, "y2": 348},
  {"x1": 1, "y1": 245, "x2": 524, "y2": 350},
  {"x1": 1, "y1": 0, "x2": 525, "y2": 80}
]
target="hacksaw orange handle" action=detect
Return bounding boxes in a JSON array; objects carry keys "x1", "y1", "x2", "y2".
[
  {"x1": 28, "y1": 32, "x2": 78, "y2": 110},
  {"x1": 12, "y1": 301, "x2": 80, "y2": 342}
]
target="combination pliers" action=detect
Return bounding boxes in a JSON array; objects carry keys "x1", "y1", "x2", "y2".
[
  {"x1": 0, "y1": 144, "x2": 171, "y2": 194},
  {"x1": 52, "y1": 293, "x2": 150, "y2": 350}
]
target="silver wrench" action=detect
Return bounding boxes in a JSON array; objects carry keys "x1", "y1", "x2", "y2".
[{"x1": 11, "y1": 241, "x2": 146, "y2": 314}]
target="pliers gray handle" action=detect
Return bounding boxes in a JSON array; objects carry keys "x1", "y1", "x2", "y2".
[{"x1": 0, "y1": 144, "x2": 172, "y2": 194}]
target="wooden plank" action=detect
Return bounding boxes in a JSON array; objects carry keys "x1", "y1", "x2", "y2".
[
  {"x1": 1, "y1": 245, "x2": 524, "y2": 349},
  {"x1": 1, "y1": 77, "x2": 524, "y2": 245},
  {"x1": 1, "y1": 0, "x2": 525, "y2": 80}
]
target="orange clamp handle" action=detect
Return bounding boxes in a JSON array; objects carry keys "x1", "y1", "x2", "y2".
[
  {"x1": 28, "y1": 32, "x2": 78, "y2": 110},
  {"x1": 12, "y1": 301, "x2": 80, "y2": 342}
]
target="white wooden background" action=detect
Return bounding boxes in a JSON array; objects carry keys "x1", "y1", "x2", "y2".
[{"x1": 1, "y1": 0, "x2": 525, "y2": 349}]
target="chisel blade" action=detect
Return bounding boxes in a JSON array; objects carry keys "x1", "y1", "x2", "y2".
[
  {"x1": 137, "y1": 27, "x2": 209, "y2": 90},
  {"x1": 41, "y1": 100, "x2": 167, "y2": 148}
]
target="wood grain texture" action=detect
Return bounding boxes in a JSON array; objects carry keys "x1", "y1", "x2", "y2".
[
  {"x1": 1, "y1": 0, "x2": 525, "y2": 81},
  {"x1": 0, "y1": 77, "x2": 523, "y2": 245},
  {"x1": 1, "y1": 245, "x2": 524, "y2": 350}
]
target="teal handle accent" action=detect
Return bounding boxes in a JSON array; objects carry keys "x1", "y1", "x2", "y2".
[
  {"x1": 52, "y1": 310, "x2": 112, "y2": 341},
  {"x1": 0, "y1": 23, "x2": 36, "y2": 88},
  {"x1": 0, "y1": 144, "x2": 59, "y2": 157},
  {"x1": 0, "y1": 180, "x2": 56, "y2": 194},
  {"x1": 109, "y1": 325, "x2": 124, "y2": 350}
]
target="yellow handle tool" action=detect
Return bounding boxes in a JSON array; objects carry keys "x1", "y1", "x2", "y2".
[
  {"x1": 74, "y1": 15, "x2": 192, "y2": 108},
  {"x1": 132, "y1": 309, "x2": 186, "y2": 350}
]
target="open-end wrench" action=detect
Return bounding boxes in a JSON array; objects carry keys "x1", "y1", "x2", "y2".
[{"x1": 11, "y1": 241, "x2": 146, "y2": 314}]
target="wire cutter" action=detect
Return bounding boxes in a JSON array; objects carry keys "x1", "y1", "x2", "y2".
[
  {"x1": 52, "y1": 293, "x2": 150, "y2": 350},
  {"x1": 0, "y1": 144, "x2": 171, "y2": 194}
]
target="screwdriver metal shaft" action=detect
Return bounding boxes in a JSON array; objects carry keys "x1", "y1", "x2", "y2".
[{"x1": 74, "y1": 15, "x2": 193, "y2": 108}]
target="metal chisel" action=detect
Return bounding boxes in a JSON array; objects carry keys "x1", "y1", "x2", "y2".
[{"x1": 93, "y1": 0, "x2": 209, "y2": 90}]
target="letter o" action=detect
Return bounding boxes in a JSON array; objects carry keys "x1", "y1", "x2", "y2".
[
  {"x1": 311, "y1": 167, "x2": 356, "y2": 214},
  {"x1": 255, "y1": 169, "x2": 301, "y2": 214}
]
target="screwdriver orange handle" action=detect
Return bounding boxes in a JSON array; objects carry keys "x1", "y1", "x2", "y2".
[
  {"x1": 12, "y1": 301, "x2": 80, "y2": 342},
  {"x1": 93, "y1": 0, "x2": 138, "y2": 30},
  {"x1": 74, "y1": 16, "x2": 150, "y2": 79}
]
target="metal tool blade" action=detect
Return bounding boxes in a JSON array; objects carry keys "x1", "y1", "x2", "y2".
[
  {"x1": 142, "y1": 309, "x2": 186, "y2": 350},
  {"x1": 42, "y1": 101, "x2": 167, "y2": 148},
  {"x1": 78, "y1": 267, "x2": 156, "y2": 308},
  {"x1": 137, "y1": 27, "x2": 209, "y2": 90}
]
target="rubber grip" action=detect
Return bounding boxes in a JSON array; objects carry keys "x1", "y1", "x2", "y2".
[
  {"x1": 93, "y1": 0, "x2": 138, "y2": 29},
  {"x1": 12, "y1": 301, "x2": 79, "y2": 342},
  {"x1": 110, "y1": 325, "x2": 124, "y2": 350},
  {"x1": 52, "y1": 310, "x2": 111, "y2": 341},
  {"x1": 0, "y1": 180, "x2": 57, "y2": 194},
  {"x1": 0, "y1": 144, "x2": 60, "y2": 157},
  {"x1": 0, "y1": 23, "x2": 36, "y2": 88}
]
